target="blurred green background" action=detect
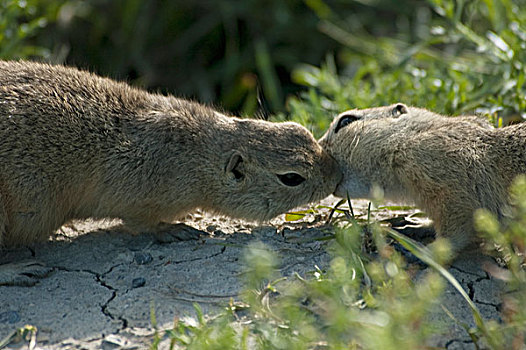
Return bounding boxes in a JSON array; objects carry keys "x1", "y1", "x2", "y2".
[{"x1": 2, "y1": 0, "x2": 526, "y2": 135}]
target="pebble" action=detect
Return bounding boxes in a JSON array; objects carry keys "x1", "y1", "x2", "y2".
[
  {"x1": 134, "y1": 252, "x2": 153, "y2": 265},
  {"x1": 132, "y1": 277, "x2": 146, "y2": 288}
]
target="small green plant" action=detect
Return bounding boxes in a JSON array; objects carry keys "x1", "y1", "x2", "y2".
[
  {"x1": 0, "y1": 324, "x2": 37, "y2": 349},
  {"x1": 157, "y1": 225, "x2": 448, "y2": 349},
  {"x1": 474, "y1": 175, "x2": 526, "y2": 348},
  {"x1": 154, "y1": 186, "x2": 526, "y2": 349}
]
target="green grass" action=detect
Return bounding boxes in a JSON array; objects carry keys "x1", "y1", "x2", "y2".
[
  {"x1": 152, "y1": 226, "x2": 446, "y2": 349},
  {"x1": 151, "y1": 189, "x2": 526, "y2": 349}
]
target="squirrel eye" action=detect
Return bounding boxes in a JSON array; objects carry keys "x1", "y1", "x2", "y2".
[
  {"x1": 277, "y1": 172, "x2": 306, "y2": 187},
  {"x1": 335, "y1": 114, "x2": 360, "y2": 133}
]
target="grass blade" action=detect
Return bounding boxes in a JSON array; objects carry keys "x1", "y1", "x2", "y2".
[{"x1": 384, "y1": 227, "x2": 499, "y2": 347}]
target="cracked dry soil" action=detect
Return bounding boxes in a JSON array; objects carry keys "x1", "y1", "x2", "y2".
[{"x1": 0, "y1": 198, "x2": 507, "y2": 349}]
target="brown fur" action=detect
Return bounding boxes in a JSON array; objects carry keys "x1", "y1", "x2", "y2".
[
  {"x1": 0, "y1": 61, "x2": 341, "y2": 247},
  {"x1": 319, "y1": 103, "x2": 525, "y2": 254}
]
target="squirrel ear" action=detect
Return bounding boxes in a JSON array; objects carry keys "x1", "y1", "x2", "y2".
[
  {"x1": 225, "y1": 152, "x2": 245, "y2": 180},
  {"x1": 392, "y1": 103, "x2": 408, "y2": 117}
]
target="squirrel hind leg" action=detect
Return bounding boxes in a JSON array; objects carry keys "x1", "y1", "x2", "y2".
[{"x1": 434, "y1": 212, "x2": 481, "y2": 260}]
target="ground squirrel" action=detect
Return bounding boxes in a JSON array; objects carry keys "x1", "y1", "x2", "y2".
[
  {"x1": 0, "y1": 61, "x2": 341, "y2": 248},
  {"x1": 319, "y1": 103, "x2": 524, "y2": 255}
]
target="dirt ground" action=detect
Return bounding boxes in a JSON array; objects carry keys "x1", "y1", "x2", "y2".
[{"x1": 0, "y1": 197, "x2": 504, "y2": 349}]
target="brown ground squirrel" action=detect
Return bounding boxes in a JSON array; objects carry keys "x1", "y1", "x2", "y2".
[
  {"x1": 0, "y1": 61, "x2": 341, "y2": 248},
  {"x1": 319, "y1": 103, "x2": 524, "y2": 255}
]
